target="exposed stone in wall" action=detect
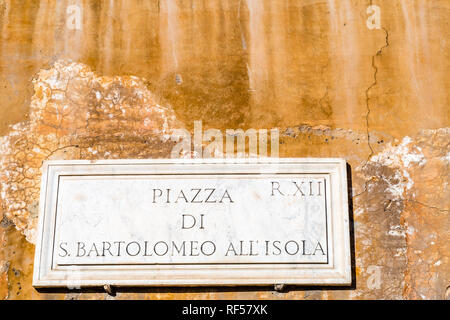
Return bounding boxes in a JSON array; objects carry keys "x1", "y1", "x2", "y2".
[
  {"x1": 0, "y1": 60, "x2": 182, "y2": 243},
  {"x1": 0, "y1": 0, "x2": 448, "y2": 300}
]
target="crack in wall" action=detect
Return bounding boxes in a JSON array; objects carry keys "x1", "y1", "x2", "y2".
[{"x1": 364, "y1": 26, "x2": 390, "y2": 166}]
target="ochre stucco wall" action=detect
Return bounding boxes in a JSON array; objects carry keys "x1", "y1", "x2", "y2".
[{"x1": 0, "y1": 0, "x2": 449, "y2": 299}]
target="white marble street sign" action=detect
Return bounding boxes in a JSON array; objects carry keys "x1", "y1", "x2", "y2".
[{"x1": 33, "y1": 159, "x2": 351, "y2": 287}]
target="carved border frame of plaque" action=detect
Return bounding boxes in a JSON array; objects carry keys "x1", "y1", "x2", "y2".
[{"x1": 33, "y1": 158, "x2": 351, "y2": 287}]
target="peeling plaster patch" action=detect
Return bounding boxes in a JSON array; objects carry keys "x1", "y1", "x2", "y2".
[
  {"x1": 406, "y1": 225, "x2": 415, "y2": 235},
  {"x1": 370, "y1": 136, "x2": 426, "y2": 169},
  {"x1": 387, "y1": 170, "x2": 409, "y2": 200},
  {"x1": 0, "y1": 261, "x2": 10, "y2": 300},
  {"x1": 0, "y1": 214, "x2": 14, "y2": 229},
  {"x1": 282, "y1": 124, "x2": 388, "y2": 145},
  {"x1": 0, "y1": 60, "x2": 183, "y2": 243},
  {"x1": 394, "y1": 248, "x2": 407, "y2": 257},
  {"x1": 354, "y1": 208, "x2": 364, "y2": 217},
  {"x1": 421, "y1": 128, "x2": 450, "y2": 135},
  {"x1": 361, "y1": 136, "x2": 428, "y2": 201}
]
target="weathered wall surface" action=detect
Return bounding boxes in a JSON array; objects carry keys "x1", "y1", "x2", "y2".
[{"x1": 0, "y1": 0, "x2": 448, "y2": 299}]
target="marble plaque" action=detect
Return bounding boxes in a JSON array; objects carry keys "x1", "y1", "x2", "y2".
[{"x1": 33, "y1": 159, "x2": 351, "y2": 287}]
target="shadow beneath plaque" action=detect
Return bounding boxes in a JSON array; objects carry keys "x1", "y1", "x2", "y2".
[{"x1": 36, "y1": 163, "x2": 357, "y2": 296}]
